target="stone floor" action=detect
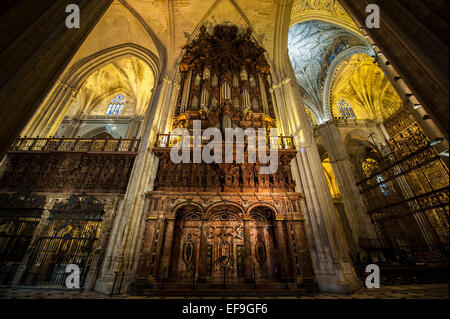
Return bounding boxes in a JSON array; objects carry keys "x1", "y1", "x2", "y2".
[{"x1": 0, "y1": 283, "x2": 448, "y2": 299}]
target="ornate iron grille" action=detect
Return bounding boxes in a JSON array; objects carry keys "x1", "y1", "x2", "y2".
[
  {"x1": 20, "y1": 212, "x2": 102, "y2": 287},
  {"x1": 0, "y1": 213, "x2": 40, "y2": 285},
  {"x1": 356, "y1": 120, "x2": 449, "y2": 261}
]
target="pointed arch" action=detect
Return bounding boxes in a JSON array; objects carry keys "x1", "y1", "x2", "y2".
[
  {"x1": 322, "y1": 46, "x2": 373, "y2": 121},
  {"x1": 61, "y1": 43, "x2": 160, "y2": 92}
]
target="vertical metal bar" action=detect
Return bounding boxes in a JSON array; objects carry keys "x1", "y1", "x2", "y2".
[
  {"x1": 110, "y1": 272, "x2": 118, "y2": 296},
  {"x1": 161, "y1": 267, "x2": 167, "y2": 290},
  {"x1": 118, "y1": 272, "x2": 125, "y2": 295}
]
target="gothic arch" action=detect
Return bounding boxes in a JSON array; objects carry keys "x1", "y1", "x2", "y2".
[
  {"x1": 344, "y1": 128, "x2": 379, "y2": 165},
  {"x1": 322, "y1": 47, "x2": 374, "y2": 121},
  {"x1": 81, "y1": 126, "x2": 117, "y2": 139},
  {"x1": 21, "y1": 43, "x2": 161, "y2": 138},
  {"x1": 86, "y1": 87, "x2": 134, "y2": 116},
  {"x1": 290, "y1": 16, "x2": 362, "y2": 39},
  {"x1": 61, "y1": 43, "x2": 160, "y2": 91}
]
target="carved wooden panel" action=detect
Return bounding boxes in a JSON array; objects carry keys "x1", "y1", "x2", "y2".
[
  {"x1": 0, "y1": 152, "x2": 136, "y2": 194},
  {"x1": 153, "y1": 158, "x2": 296, "y2": 193}
]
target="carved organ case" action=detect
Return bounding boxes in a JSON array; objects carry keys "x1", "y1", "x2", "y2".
[{"x1": 137, "y1": 25, "x2": 315, "y2": 290}]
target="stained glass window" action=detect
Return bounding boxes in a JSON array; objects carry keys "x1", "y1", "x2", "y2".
[
  {"x1": 328, "y1": 52, "x2": 335, "y2": 64},
  {"x1": 105, "y1": 93, "x2": 125, "y2": 116},
  {"x1": 337, "y1": 99, "x2": 356, "y2": 119},
  {"x1": 376, "y1": 174, "x2": 390, "y2": 196}
]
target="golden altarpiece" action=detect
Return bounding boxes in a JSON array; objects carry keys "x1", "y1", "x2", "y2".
[{"x1": 136, "y1": 26, "x2": 316, "y2": 290}]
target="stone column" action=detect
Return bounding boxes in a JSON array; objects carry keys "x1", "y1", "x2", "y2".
[
  {"x1": 339, "y1": 0, "x2": 448, "y2": 136},
  {"x1": 0, "y1": 0, "x2": 113, "y2": 157},
  {"x1": 63, "y1": 117, "x2": 83, "y2": 138},
  {"x1": 94, "y1": 76, "x2": 179, "y2": 294},
  {"x1": 136, "y1": 217, "x2": 158, "y2": 280},
  {"x1": 243, "y1": 218, "x2": 253, "y2": 282},
  {"x1": 270, "y1": 76, "x2": 360, "y2": 291},
  {"x1": 21, "y1": 80, "x2": 78, "y2": 138},
  {"x1": 319, "y1": 121, "x2": 378, "y2": 253},
  {"x1": 270, "y1": 5, "x2": 360, "y2": 288}
]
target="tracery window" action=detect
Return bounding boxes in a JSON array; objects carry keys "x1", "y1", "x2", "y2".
[
  {"x1": 376, "y1": 174, "x2": 390, "y2": 196},
  {"x1": 105, "y1": 93, "x2": 126, "y2": 116},
  {"x1": 328, "y1": 52, "x2": 335, "y2": 64},
  {"x1": 337, "y1": 98, "x2": 356, "y2": 119}
]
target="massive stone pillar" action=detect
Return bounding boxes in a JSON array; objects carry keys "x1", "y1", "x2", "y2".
[
  {"x1": 137, "y1": 217, "x2": 158, "y2": 281},
  {"x1": 20, "y1": 80, "x2": 78, "y2": 138},
  {"x1": 339, "y1": 0, "x2": 449, "y2": 138},
  {"x1": 270, "y1": 0, "x2": 360, "y2": 293},
  {"x1": 0, "y1": 0, "x2": 113, "y2": 157},
  {"x1": 95, "y1": 76, "x2": 179, "y2": 294},
  {"x1": 318, "y1": 121, "x2": 378, "y2": 253},
  {"x1": 272, "y1": 76, "x2": 360, "y2": 292}
]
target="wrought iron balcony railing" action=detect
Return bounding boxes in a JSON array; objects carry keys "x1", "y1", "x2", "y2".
[
  {"x1": 11, "y1": 137, "x2": 141, "y2": 153},
  {"x1": 154, "y1": 133, "x2": 296, "y2": 150}
]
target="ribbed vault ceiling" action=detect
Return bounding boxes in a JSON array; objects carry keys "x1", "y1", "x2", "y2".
[{"x1": 288, "y1": 20, "x2": 366, "y2": 118}]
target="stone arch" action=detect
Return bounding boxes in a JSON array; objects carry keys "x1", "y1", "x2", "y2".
[
  {"x1": 22, "y1": 44, "x2": 161, "y2": 138},
  {"x1": 344, "y1": 129, "x2": 380, "y2": 167},
  {"x1": 61, "y1": 43, "x2": 160, "y2": 92},
  {"x1": 322, "y1": 46, "x2": 373, "y2": 121},
  {"x1": 81, "y1": 126, "x2": 117, "y2": 139},
  {"x1": 289, "y1": 1, "x2": 363, "y2": 37}
]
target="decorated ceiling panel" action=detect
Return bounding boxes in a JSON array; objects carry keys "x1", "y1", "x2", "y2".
[
  {"x1": 288, "y1": 20, "x2": 366, "y2": 118},
  {"x1": 330, "y1": 53, "x2": 403, "y2": 121},
  {"x1": 66, "y1": 57, "x2": 154, "y2": 118}
]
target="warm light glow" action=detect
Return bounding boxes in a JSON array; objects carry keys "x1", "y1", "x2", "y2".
[{"x1": 330, "y1": 53, "x2": 403, "y2": 120}]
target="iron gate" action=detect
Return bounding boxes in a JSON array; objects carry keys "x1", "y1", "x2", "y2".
[
  {"x1": 0, "y1": 213, "x2": 40, "y2": 285},
  {"x1": 20, "y1": 212, "x2": 102, "y2": 287}
]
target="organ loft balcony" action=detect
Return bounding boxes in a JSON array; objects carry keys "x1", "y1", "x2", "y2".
[
  {"x1": 152, "y1": 132, "x2": 298, "y2": 194},
  {"x1": 154, "y1": 132, "x2": 296, "y2": 152},
  {"x1": 0, "y1": 137, "x2": 141, "y2": 194}
]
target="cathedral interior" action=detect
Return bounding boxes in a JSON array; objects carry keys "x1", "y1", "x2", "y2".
[{"x1": 0, "y1": 0, "x2": 448, "y2": 298}]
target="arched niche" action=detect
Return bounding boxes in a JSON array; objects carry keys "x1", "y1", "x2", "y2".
[{"x1": 23, "y1": 44, "x2": 160, "y2": 139}]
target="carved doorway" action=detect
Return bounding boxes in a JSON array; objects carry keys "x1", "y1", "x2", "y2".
[
  {"x1": 206, "y1": 208, "x2": 244, "y2": 283},
  {"x1": 249, "y1": 207, "x2": 277, "y2": 282},
  {"x1": 170, "y1": 205, "x2": 202, "y2": 283}
]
